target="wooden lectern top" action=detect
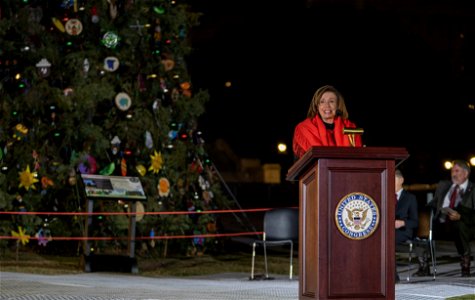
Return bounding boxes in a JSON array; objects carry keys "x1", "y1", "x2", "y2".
[{"x1": 286, "y1": 146, "x2": 409, "y2": 181}]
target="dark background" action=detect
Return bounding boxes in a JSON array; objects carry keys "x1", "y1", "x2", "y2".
[{"x1": 188, "y1": 0, "x2": 475, "y2": 184}]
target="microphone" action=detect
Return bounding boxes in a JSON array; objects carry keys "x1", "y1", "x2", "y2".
[{"x1": 343, "y1": 127, "x2": 364, "y2": 135}]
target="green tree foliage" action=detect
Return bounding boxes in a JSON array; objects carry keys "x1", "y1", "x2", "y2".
[{"x1": 0, "y1": 0, "x2": 230, "y2": 257}]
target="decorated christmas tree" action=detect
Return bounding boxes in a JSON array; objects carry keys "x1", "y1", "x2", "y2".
[{"x1": 0, "y1": 0, "x2": 230, "y2": 257}]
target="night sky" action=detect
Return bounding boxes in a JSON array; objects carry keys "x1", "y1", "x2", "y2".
[{"x1": 188, "y1": 1, "x2": 475, "y2": 184}]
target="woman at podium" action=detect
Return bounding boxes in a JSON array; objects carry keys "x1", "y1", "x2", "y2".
[{"x1": 292, "y1": 85, "x2": 363, "y2": 159}]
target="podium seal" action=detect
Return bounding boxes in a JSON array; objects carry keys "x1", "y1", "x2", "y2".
[{"x1": 335, "y1": 192, "x2": 379, "y2": 240}]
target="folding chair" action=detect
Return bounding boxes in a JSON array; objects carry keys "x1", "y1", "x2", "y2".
[
  {"x1": 413, "y1": 209, "x2": 437, "y2": 280},
  {"x1": 395, "y1": 239, "x2": 415, "y2": 281},
  {"x1": 250, "y1": 207, "x2": 299, "y2": 280}
]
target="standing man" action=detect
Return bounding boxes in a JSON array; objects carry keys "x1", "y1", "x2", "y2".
[
  {"x1": 419, "y1": 160, "x2": 475, "y2": 277},
  {"x1": 395, "y1": 169, "x2": 419, "y2": 282}
]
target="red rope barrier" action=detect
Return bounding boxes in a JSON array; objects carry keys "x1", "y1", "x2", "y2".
[
  {"x1": 2, "y1": 207, "x2": 295, "y2": 242},
  {"x1": 0, "y1": 231, "x2": 263, "y2": 241},
  {"x1": 0, "y1": 207, "x2": 278, "y2": 216}
]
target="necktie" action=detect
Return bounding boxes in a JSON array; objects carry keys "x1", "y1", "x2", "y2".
[{"x1": 449, "y1": 185, "x2": 459, "y2": 208}]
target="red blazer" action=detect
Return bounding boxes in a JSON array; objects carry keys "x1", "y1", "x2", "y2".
[{"x1": 292, "y1": 115, "x2": 363, "y2": 158}]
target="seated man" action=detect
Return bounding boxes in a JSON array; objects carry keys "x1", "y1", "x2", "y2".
[
  {"x1": 417, "y1": 160, "x2": 475, "y2": 277},
  {"x1": 395, "y1": 169, "x2": 418, "y2": 282}
]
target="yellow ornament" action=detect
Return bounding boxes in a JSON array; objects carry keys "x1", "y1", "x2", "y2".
[
  {"x1": 148, "y1": 150, "x2": 163, "y2": 174},
  {"x1": 18, "y1": 165, "x2": 39, "y2": 190},
  {"x1": 12, "y1": 226, "x2": 30, "y2": 246},
  {"x1": 136, "y1": 164, "x2": 146, "y2": 176}
]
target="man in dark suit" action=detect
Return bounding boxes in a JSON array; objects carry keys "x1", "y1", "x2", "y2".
[
  {"x1": 395, "y1": 169, "x2": 419, "y2": 282},
  {"x1": 424, "y1": 160, "x2": 475, "y2": 277}
]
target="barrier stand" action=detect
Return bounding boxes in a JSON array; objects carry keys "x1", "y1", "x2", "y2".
[{"x1": 80, "y1": 174, "x2": 147, "y2": 274}]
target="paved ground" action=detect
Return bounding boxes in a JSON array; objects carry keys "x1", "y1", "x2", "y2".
[{"x1": 1, "y1": 242, "x2": 474, "y2": 300}]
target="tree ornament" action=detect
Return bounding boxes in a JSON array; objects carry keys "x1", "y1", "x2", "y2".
[
  {"x1": 83, "y1": 58, "x2": 90, "y2": 76},
  {"x1": 180, "y1": 82, "x2": 192, "y2": 97},
  {"x1": 18, "y1": 165, "x2": 39, "y2": 190},
  {"x1": 145, "y1": 131, "x2": 153, "y2": 149},
  {"x1": 130, "y1": 20, "x2": 149, "y2": 36},
  {"x1": 111, "y1": 136, "x2": 121, "y2": 155},
  {"x1": 202, "y1": 190, "x2": 213, "y2": 204},
  {"x1": 68, "y1": 176, "x2": 77, "y2": 185},
  {"x1": 78, "y1": 154, "x2": 97, "y2": 174},
  {"x1": 91, "y1": 6, "x2": 99, "y2": 23},
  {"x1": 107, "y1": 0, "x2": 118, "y2": 19},
  {"x1": 136, "y1": 164, "x2": 146, "y2": 176},
  {"x1": 63, "y1": 87, "x2": 74, "y2": 96},
  {"x1": 128, "y1": 201, "x2": 144, "y2": 221},
  {"x1": 36, "y1": 58, "x2": 51, "y2": 77},
  {"x1": 12, "y1": 124, "x2": 28, "y2": 141},
  {"x1": 41, "y1": 176, "x2": 54, "y2": 189},
  {"x1": 148, "y1": 150, "x2": 163, "y2": 174},
  {"x1": 32, "y1": 150, "x2": 40, "y2": 170},
  {"x1": 104, "y1": 56, "x2": 119, "y2": 72},
  {"x1": 65, "y1": 19, "x2": 83, "y2": 36},
  {"x1": 115, "y1": 92, "x2": 132, "y2": 111},
  {"x1": 158, "y1": 177, "x2": 170, "y2": 197},
  {"x1": 99, "y1": 162, "x2": 115, "y2": 175},
  {"x1": 36, "y1": 227, "x2": 52, "y2": 246},
  {"x1": 51, "y1": 17, "x2": 65, "y2": 32},
  {"x1": 153, "y1": 6, "x2": 165, "y2": 14},
  {"x1": 161, "y1": 56, "x2": 174, "y2": 71},
  {"x1": 68, "y1": 169, "x2": 77, "y2": 185},
  {"x1": 121, "y1": 158, "x2": 127, "y2": 176},
  {"x1": 101, "y1": 32, "x2": 120, "y2": 48},
  {"x1": 150, "y1": 229, "x2": 155, "y2": 248},
  {"x1": 12, "y1": 226, "x2": 30, "y2": 246}
]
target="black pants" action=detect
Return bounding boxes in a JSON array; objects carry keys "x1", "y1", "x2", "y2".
[{"x1": 453, "y1": 206, "x2": 475, "y2": 256}]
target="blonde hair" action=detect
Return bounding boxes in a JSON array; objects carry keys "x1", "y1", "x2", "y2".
[{"x1": 307, "y1": 85, "x2": 349, "y2": 119}]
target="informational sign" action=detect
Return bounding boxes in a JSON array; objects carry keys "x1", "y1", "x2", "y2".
[{"x1": 80, "y1": 174, "x2": 146, "y2": 200}]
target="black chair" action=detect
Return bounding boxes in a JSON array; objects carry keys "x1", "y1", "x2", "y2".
[
  {"x1": 395, "y1": 239, "x2": 415, "y2": 282},
  {"x1": 413, "y1": 209, "x2": 437, "y2": 280},
  {"x1": 250, "y1": 207, "x2": 299, "y2": 280},
  {"x1": 395, "y1": 209, "x2": 437, "y2": 281}
]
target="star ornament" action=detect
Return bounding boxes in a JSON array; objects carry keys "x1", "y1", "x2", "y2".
[
  {"x1": 12, "y1": 226, "x2": 30, "y2": 246},
  {"x1": 18, "y1": 165, "x2": 39, "y2": 190},
  {"x1": 148, "y1": 150, "x2": 163, "y2": 174}
]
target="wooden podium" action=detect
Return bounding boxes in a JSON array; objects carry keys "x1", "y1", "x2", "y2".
[{"x1": 286, "y1": 146, "x2": 409, "y2": 300}]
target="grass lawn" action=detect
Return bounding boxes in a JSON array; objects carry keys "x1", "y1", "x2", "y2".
[{"x1": 0, "y1": 243, "x2": 295, "y2": 278}]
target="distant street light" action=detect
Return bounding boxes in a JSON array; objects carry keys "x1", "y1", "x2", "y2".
[{"x1": 277, "y1": 143, "x2": 287, "y2": 154}]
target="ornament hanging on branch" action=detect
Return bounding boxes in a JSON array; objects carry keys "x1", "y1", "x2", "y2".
[
  {"x1": 12, "y1": 226, "x2": 30, "y2": 246},
  {"x1": 158, "y1": 177, "x2": 170, "y2": 197},
  {"x1": 144, "y1": 131, "x2": 153, "y2": 149},
  {"x1": 65, "y1": 19, "x2": 83, "y2": 36},
  {"x1": 36, "y1": 58, "x2": 51, "y2": 77},
  {"x1": 12, "y1": 123, "x2": 28, "y2": 141},
  {"x1": 36, "y1": 226, "x2": 52, "y2": 246},
  {"x1": 91, "y1": 6, "x2": 99, "y2": 24},
  {"x1": 148, "y1": 150, "x2": 163, "y2": 174},
  {"x1": 107, "y1": 0, "x2": 118, "y2": 19},
  {"x1": 82, "y1": 58, "x2": 90, "y2": 77},
  {"x1": 136, "y1": 164, "x2": 146, "y2": 176},
  {"x1": 104, "y1": 56, "x2": 119, "y2": 72},
  {"x1": 115, "y1": 92, "x2": 131, "y2": 111},
  {"x1": 78, "y1": 154, "x2": 97, "y2": 174},
  {"x1": 18, "y1": 165, "x2": 38, "y2": 191},
  {"x1": 111, "y1": 136, "x2": 121, "y2": 155},
  {"x1": 101, "y1": 32, "x2": 120, "y2": 48},
  {"x1": 51, "y1": 17, "x2": 65, "y2": 33}
]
